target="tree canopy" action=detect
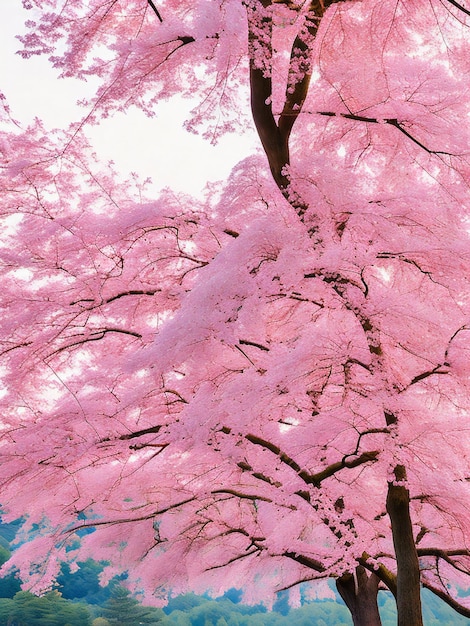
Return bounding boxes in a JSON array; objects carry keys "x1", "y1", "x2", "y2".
[{"x1": 1, "y1": 1, "x2": 470, "y2": 624}]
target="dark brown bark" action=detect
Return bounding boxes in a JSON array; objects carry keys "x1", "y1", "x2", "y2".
[
  {"x1": 246, "y1": 6, "x2": 425, "y2": 623},
  {"x1": 249, "y1": 64, "x2": 291, "y2": 190},
  {"x1": 386, "y1": 465, "x2": 423, "y2": 626},
  {"x1": 246, "y1": 1, "x2": 347, "y2": 203},
  {"x1": 246, "y1": 0, "x2": 290, "y2": 191},
  {"x1": 358, "y1": 552, "x2": 397, "y2": 599},
  {"x1": 336, "y1": 566, "x2": 382, "y2": 626}
]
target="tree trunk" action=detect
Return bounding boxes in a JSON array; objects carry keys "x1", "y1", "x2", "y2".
[
  {"x1": 386, "y1": 465, "x2": 423, "y2": 626},
  {"x1": 336, "y1": 565, "x2": 382, "y2": 626}
]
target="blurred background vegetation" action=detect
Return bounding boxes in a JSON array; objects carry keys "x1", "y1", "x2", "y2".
[{"x1": 0, "y1": 522, "x2": 467, "y2": 625}]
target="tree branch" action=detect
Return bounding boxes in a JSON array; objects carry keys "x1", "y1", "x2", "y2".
[
  {"x1": 246, "y1": 1, "x2": 348, "y2": 198},
  {"x1": 311, "y1": 450, "x2": 379, "y2": 485},
  {"x1": 336, "y1": 565, "x2": 382, "y2": 624},
  {"x1": 422, "y1": 581, "x2": 470, "y2": 618},
  {"x1": 119, "y1": 425, "x2": 163, "y2": 440},
  {"x1": 317, "y1": 111, "x2": 457, "y2": 155},
  {"x1": 417, "y1": 547, "x2": 470, "y2": 576},
  {"x1": 47, "y1": 327, "x2": 142, "y2": 358},
  {"x1": 358, "y1": 552, "x2": 397, "y2": 598},
  {"x1": 239, "y1": 338, "x2": 270, "y2": 351},
  {"x1": 245, "y1": 433, "x2": 379, "y2": 486},
  {"x1": 283, "y1": 550, "x2": 325, "y2": 572},
  {"x1": 68, "y1": 497, "x2": 196, "y2": 533},
  {"x1": 408, "y1": 365, "x2": 448, "y2": 386},
  {"x1": 444, "y1": 0, "x2": 470, "y2": 17},
  {"x1": 246, "y1": 0, "x2": 290, "y2": 189},
  {"x1": 278, "y1": 1, "x2": 339, "y2": 137},
  {"x1": 211, "y1": 488, "x2": 273, "y2": 503},
  {"x1": 147, "y1": 0, "x2": 163, "y2": 22},
  {"x1": 70, "y1": 289, "x2": 160, "y2": 308}
]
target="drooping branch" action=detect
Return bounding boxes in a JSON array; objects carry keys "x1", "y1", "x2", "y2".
[
  {"x1": 304, "y1": 268, "x2": 383, "y2": 359},
  {"x1": 375, "y1": 253, "x2": 441, "y2": 285},
  {"x1": 417, "y1": 548, "x2": 470, "y2": 560},
  {"x1": 245, "y1": 432, "x2": 309, "y2": 477},
  {"x1": 278, "y1": 1, "x2": 327, "y2": 140},
  {"x1": 417, "y1": 547, "x2": 470, "y2": 569},
  {"x1": 205, "y1": 547, "x2": 262, "y2": 570},
  {"x1": 422, "y1": 581, "x2": 470, "y2": 618},
  {"x1": 239, "y1": 338, "x2": 270, "y2": 351},
  {"x1": 408, "y1": 365, "x2": 449, "y2": 387},
  {"x1": 312, "y1": 450, "x2": 379, "y2": 485}
]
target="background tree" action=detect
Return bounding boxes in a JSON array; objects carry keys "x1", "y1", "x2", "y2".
[
  {"x1": 1, "y1": 1, "x2": 470, "y2": 625},
  {"x1": 57, "y1": 559, "x2": 115, "y2": 605},
  {"x1": 0, "y1": 599, "x2": 14, "y2": 626},
  {"x1": 100, "y1": 585, "x2": 164, "y2": 625},
  {"x1": 92, "y1": 619, "x2": 112, "y2": 626},
  {"x1": 6, "y1": 590, "x2": 91, "y2": 626},
  {"x1": 0, "y1": 544, "x2": 20, "y2": 600}
]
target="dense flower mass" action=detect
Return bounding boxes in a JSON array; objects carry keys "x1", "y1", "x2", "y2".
[{"x1": 1, "y1": 1, "x2": 470, "y2": 624}]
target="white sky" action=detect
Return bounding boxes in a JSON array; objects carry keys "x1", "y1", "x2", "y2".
[{"x1": 1, "y1": 2, "x2": 255, "y2": 197}]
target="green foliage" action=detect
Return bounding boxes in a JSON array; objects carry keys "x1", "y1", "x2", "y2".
[
  {"x1": 0, "y1": 590, "x2": 92, "y2": 626},
  {"x1": 163, "y1": 597, "x2": 350, "y2": 626},
  {"x1": 0, "y1": 544, "x2": 21, "y2": 599},
  {"x1": 0, "y1": 547, "x2": 10, "y2": 568},
  {"x1": 189, "y1": 600, "x2": 238, "y2": 626},
  {"x1": 0, "y1": 521, "x2": 22, "y2": 544},
  {"x1": 100, "y1": 585, "x2": 164, "y2": 625},
  {"x1": 0, "y1": 599, "x2": 14, "y2": 625},
  {"x1": 164, "y1": 593, "x2": 209, "y2": 614},
  {"x1": 57, "y1": 559, "x2": 113, "y2": 605},
  {"x1": 161, "y1": 591, "x2": 470, "y2": 626},
  {"x1": 166, "y1": 609, "x2": 192, "y2": 626},
  {"x1": 0, "y1": 575, "x2": 21, "y2": 601}
]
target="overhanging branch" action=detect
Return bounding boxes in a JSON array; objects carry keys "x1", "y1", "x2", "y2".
[
  {"x1": 417, "y1": 547, "x2": 470, "y2": 575},
  {"x1": 422, "y1": 581, "x2": 470, "y2": 618},
  {"x1": 317, "y1": 111, "x2": 457, "y2": 156}
]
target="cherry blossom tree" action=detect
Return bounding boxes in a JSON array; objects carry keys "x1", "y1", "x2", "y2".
[{"x1": 1, "y1": 1, "x2": 470, "y2": 625}]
